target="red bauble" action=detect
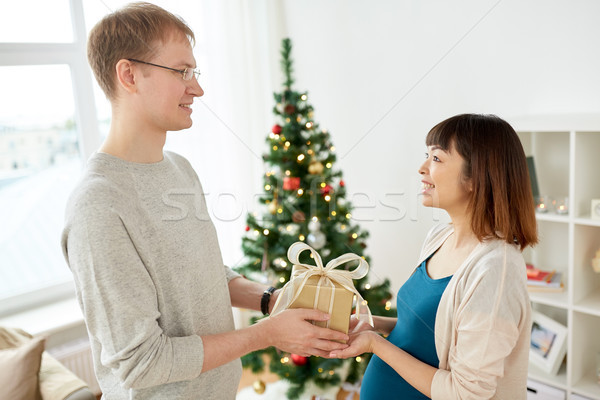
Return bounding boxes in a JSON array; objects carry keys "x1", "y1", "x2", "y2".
[
  {"x1": 339, "y1": 180, "x2": 345, "y2": 187},
  {"x1": 284, "y1": 104, "x2": 296, "y2": 115},
  {"x1": 245, "y1": 225, "x2": 250, "y2": 232},
  {"x1": 291, "y1": 353, "x2": 308, "y2": 366},
  {"x1": 272, "y1": 124, "x2": 282, "y2": 135},
  {"x1": 283, "y1": 177, "x2": 301, "y2": 191},
  {"x1": 320, "y1": 184, "x2": 333, "y2": 195}
]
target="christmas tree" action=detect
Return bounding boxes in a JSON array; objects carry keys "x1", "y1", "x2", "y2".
[{"x1": 235, "y1": 38, "x2": 395, "y2": 399}]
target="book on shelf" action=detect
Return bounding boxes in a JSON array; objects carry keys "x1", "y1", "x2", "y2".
[{"x1": 526, "y1": 264, "x2": 565, "y2": 292}]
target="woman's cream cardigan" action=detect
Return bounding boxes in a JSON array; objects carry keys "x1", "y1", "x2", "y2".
[{"x1": 419, "y1": 224, "x2": 531, "y2": 400}]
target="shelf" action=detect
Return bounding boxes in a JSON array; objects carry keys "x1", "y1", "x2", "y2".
[
  {"x1": 528, "y1": 362, "x2": 568, "y2": 390},
  {"x1": 574, "y1": 217, "x2": 600, "y2": 228},
  {"x1": 572, "y1": 370, "x2": 600, "y2": 400},
  {"x1": 535, "y1": 213, "x2": 570, "y2": 223},
  {"x1": 573, "y1": 292, "x2": 600, "y2": 317},
  {"x1": 529, "y1": 291, "x2": 569, "y2": 309}
]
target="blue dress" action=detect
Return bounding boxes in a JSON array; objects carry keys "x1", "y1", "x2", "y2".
[{"x1": 360, "y1": 259, "x2": 452, "y2": 399}]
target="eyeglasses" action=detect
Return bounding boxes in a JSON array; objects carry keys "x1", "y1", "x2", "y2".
[{"x1": 127, "y1": 58, "x2": 201, "y2": 81}]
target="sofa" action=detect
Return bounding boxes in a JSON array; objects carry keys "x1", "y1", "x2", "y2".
[{"x1": 0, "y1": 327, "x2": 96, "y2": 400}]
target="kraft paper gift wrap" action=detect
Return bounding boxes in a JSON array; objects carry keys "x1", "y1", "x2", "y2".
[{"x1": 270, "y1": 242, "x2": 373, "y2": 336}]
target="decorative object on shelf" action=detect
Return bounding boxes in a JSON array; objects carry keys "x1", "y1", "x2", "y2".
[
  {"x1": 535, "y1": 195, "x2": 550, "y2": 213},
  {"x1": 530, "y1": 311, "x2": 568, "y2": 376},
  {"x1": 552, "y1": 197, "x2": 569, "y2": 215},
  {"x1": 591, "y1": 199, "x2": 600, "y2": 220},
  {"x1": 593, "y1": 249, "x2": 600, "y2": 274}
]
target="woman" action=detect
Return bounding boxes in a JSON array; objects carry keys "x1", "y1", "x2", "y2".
[{"x1": 330, "y1": 114, "x2": 537, "y2": 399}]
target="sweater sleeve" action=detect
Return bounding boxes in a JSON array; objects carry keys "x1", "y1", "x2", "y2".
[
  {"x1": 431, "y1": 244, "x2": 528, "y2": 400},
  {"x1": 62, "y1": 198, "x2": 204, "y2": 390}
]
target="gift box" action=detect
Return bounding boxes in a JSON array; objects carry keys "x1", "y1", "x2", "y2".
[
  {"x1": 287, "y1": 274, "x2": 354, "y2": 334},
  {"x1": 270, "y1": 242, "x2": 373, "y2": 339}
]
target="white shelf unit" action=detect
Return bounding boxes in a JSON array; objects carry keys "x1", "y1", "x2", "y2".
[{"x1": 515, "y1": 115, "x2": 600, "y2": 400}]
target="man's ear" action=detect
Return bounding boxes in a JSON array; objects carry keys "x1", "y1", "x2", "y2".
[{"x1": 115, "y1": 59, "x2": 137, "y2": 94}]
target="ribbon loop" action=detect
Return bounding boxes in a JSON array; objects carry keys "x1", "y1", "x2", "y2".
[{"x1": 270, "y1": 242, "x2": 373, "y2": 329}]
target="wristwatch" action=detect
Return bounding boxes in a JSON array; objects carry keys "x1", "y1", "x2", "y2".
[{"x1": 261, "y1": 286, "x2": 276, "y2": 315}]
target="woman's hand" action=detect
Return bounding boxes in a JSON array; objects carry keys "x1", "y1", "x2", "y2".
[
  {"x1": 328, "y1": 331, "x2": 379, "y2": 359},
  {"x1": 348, "y1": 315, "x2": 375, "y2": 335}
]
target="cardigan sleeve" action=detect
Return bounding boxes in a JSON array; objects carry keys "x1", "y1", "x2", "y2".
[{"x1": 431, "y1": 243, "x2": 530, "y2": 399}]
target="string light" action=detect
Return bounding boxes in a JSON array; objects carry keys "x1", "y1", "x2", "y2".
[
  {"x1": 277, "y1": 208, "x2": 283, "y2": 214},
  {"x1": 285, "y1": 170, "x2": 291, "y2": 176},
  {"x1": 284, "y1": 141, "x2": 291, "y2": 148},
  {"x1": 324, "y1": 195, "x2": 331, "y2": 202},
  {"x1": 279, "y1": 277, "x2": 286, "y2": 283},
  {"x1": 326, "y1": 162, "x2": 332, "y2": 168},
  {"x1": 301, "y1": 94, "x2": 307, "y2": 101},
  {"x1": 263, "y1": 229, "x2": 270, "y2": 235},
  {"x1": 306, "y1": 122, "x2": 313, "y2": 129},
  {"x1": 355, "y1": 356, "x2": 362, "y2": 362},
  {"x1": 330, "y1": 146, "x2": 336, "y2": 151},
  {"x1": 299, "y1": 234, "x2": 305, "y2": 241},
  {"x1": 265, "y1": 184, "x2": 271, "y2": 191},
  {"x1": 331, "y1": 211, "x2": 337, "y2": 216},
  {"x1": 346, "y1": 213, "x2": 352, "y2": 219},
  {"x1": 273, "y1": 145, "x2": 278, "y2": 150},
  {"x1": 328, "y1": 370, "x2": 335, "y2": 376},
  {"x1": 281, "y1": 357, "x2": 289, "y2": 364},
  {"x1": 297, "y1": 154, "x2": 305, "y2": 162},
  {"x1": 365, "y1": 284, "x2": 371, "y2": 290},
  {"x1": 297, "y1": 189, "x2": 304, "y2": 196},
  {"x1": 318, "y1": 368, "x2": 324, "y2": 373},
  {"x1": 385, "y1": 301, "x2": 392, "y2": 311},
  {"x1": 351, "y1": 233, "x2": 358, "y2": 239},
  {"x1": 320, "y1": 182, "x2": 327, "y2": 188}
]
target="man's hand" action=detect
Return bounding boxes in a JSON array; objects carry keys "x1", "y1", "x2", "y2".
[{"x1": 260, "y1": 308, "x2": 349, "y2": 357}]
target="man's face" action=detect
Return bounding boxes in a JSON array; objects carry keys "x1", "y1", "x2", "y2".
[{"x1": 134, "y1": 33, "x2": 204, "y2": 133}]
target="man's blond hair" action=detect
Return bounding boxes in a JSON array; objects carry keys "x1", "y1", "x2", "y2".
[{"x1": 87, "y1": 2, "x2": 195, "y2": 100}]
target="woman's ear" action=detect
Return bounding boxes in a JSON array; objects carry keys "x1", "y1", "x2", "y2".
[{"x1": 115, "y1": 59, "x2": 137, "y2": 94}]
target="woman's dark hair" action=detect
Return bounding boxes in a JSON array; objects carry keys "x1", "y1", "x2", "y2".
[{"x1": 426, "y1": 114, "x2": 538, "y2": 250}]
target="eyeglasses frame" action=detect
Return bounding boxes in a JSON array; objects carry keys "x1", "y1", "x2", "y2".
[{"x1": 126, "y1": 58, "x2": 200, "y2": 81}]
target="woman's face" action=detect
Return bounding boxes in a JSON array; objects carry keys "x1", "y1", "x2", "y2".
[{"x1": 418, "y1": 140, "x2": 472, "y2": 215}]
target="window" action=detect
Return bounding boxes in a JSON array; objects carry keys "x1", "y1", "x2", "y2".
[{"x1": 0, "y1": 0, "x2": 100, "y2": 316}]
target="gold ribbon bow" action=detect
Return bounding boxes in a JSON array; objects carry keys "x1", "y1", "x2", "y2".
[{"x1": 270, "y1": 242, "x2": 373, "y2": 329}]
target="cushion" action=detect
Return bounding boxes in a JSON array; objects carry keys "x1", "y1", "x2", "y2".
[
  {"x1": 0, "y1": 333, "x2": 45, "y2": 400},
  {"x1": 39, "y1": 352, "x2": 88, "y2": 400}
]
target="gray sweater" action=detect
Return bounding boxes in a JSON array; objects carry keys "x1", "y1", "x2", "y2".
[{"x1": 62, "y1": 151, "x2": 242, "y2": 399}]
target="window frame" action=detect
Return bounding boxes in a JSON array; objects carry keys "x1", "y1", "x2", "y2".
[{"x1": 0, "y1": 0, "x2": 101, "y2": 316}]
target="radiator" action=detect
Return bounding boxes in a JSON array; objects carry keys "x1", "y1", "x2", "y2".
[{"x1": 47, "y1": 337, "x2": 101, "y2": 395}]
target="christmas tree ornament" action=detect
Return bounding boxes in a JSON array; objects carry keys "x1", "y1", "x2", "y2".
[
  {"x1": 308, "y1": 160, "x2": 324, "y2": 175},
  {"x1": 272, "y1": 124, "x2": 282, "y2": 135},
  {"x1": 283, "y1": 177, "x2": 301, "y2": 191},
  {"x1": 268, "y1": 201, "x2": 277, "y2": 215},
  {"x1": 307, "y1": 220, "x2": 326, "y2": 250},
  {"x1": 253, "y1": 379, "x2": 266, "y2": 394},
  {"x1": 292, "y1": 210, "x2": 306, "y2": 223},
  {"x1": 320, "y1": 184, "x2": 333, "y2": 196},
  {"x1": 284, "y1": 104, "x2": 296, "y2": 115},
  {"x1": 291, "y1": 353, "x2": 308, "y2": 366}
]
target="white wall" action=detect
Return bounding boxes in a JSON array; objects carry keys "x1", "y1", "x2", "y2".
[
  {"x1": 170, "y1": 0, "x2": 600, "y2": 294},
  {"x1": 270, "y1": 0, "x2": 600, "y2": 289}
]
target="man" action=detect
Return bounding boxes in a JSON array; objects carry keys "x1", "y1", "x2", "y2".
[{"x1": 62, "y1": 3, "x2": 347, "y2": 399}]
